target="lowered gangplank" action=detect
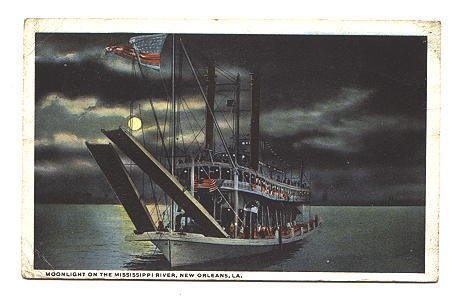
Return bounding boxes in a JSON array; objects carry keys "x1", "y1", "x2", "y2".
[
  {"x1": 87, "y1": 34, "x2": 321, "y2": 267},
  {"x1": 85, "y1": 142, "x2": 156, "y2": 234}
]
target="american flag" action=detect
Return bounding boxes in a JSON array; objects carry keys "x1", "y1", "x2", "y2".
[
  {"x1": 105, "y1": 34, "x2": 167, "y2": 71},
  {"x1": 194, "y1": 178, "x2": 218, "y2": 193}
]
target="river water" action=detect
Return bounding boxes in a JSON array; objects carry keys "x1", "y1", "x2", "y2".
[{"x1": 34, "y1": 204, "x2": 425, "y2": 272}]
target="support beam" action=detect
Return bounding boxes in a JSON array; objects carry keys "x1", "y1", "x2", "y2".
[
  {"x1": 250, "y1": 72, "x2": 260, "y2": 171},
  {"x1": 233, "y1": 171, "x2": 239, "y2": 237},
  {"x1": 205, "y1": 62, "x2": 216, "y2": 150},
  {"x1": 190, "y1": 156, "x2": 195, "y2": 196},
  {"x1": 235, "y1": 74, "x2": 240, "y2": 163}
]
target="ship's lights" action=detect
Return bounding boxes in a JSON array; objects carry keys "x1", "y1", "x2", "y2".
[{"x1": 128, "y1": 116, "x2": 142, "y2": 131}]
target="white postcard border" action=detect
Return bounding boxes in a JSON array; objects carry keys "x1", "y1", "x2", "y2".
[{"x1": 22, "y1": 18, "x2": 440, "y2": 282}]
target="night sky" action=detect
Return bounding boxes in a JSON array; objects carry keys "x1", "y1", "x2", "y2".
[{"x1": 34, "y1": 33, "x2": 426, "y2": 204}]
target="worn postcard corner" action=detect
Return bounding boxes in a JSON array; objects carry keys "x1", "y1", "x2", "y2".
[{"x1": 22, "y1": 18, "x2": 440, "y2": 282}]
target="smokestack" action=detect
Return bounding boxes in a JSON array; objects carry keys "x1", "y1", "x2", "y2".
[
  {"x1": 250, "y1": 72, "x2": 260, "y2": 171},
  {"x1": 205, "y1": 62, "x2": 216, "y2": 150},
  {"x1": 300, "y1": 159, "x2": 304, "y2": 186}
]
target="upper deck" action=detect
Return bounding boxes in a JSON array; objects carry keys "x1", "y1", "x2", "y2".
[{"x1": 175, "y1": 161, "x2": 311, "y2": 203}]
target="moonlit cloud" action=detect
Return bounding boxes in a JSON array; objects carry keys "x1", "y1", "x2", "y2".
[
  {"x1": 261, "y1": 87, "x2": 373, "y2": 136},
  {"x1": 35, "y1": 158, "x2": 97, "y2": 175},
  {"x1": 40, "y1": 93, "x2": 99, "y2": 114},
  {"x1": 260, "y1": 87, "x2": 424, "y2": 153},
  {"x1": 36, "y1": 44, "x2": 105, "y2": 63},
  {"x1": 36, "y1": 132, "x2": 109, "y2": 149},
  {"x1": 34, "y1": 33, "x2": 427, "y2": 204},
  {"x1": 297, "y1": 136, "x2": 355, "y2": 152}
]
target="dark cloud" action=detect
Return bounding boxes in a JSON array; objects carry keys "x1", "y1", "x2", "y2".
[
  {"x1": 35, "y1": 144, "x2": 89, "y2": 164},
  {"x1": 35, "y1": 60, "x2": 158, "y2": 106},
  {"x1": 34, "y1": 33, "x2": 427, "y2": 204}
]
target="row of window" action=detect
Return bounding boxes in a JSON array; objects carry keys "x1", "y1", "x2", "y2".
[{"x1": 176, "y1": 166, "x2": 310, "y2": 200}]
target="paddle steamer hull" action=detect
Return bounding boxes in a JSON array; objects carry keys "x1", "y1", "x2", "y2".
[{"x1": 128, "y1": 228, "x2": 314, "y2": 267}]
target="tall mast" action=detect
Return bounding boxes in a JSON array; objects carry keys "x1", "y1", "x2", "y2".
[
  {"x1": 171, "y1": 34, "x2": 176, "y2": 231},
  {"x1": 235, "y1": 74, "x2": 240, "y2": 164},
  {"x1": 205, "y1": 61, "x2": 216, "y2": 151},
  {"x1": 300, "y1": 159, "x2": 304, "y2": 186},
  {"x1": 171, "y1": 34, "x2": 176, "y2": 175},
  {"x1": 233, "y1": 74, "x2": 241, "y2": 238},
  {"x1": 250, "y1": 72, "x2": 260, "y2": 171}
]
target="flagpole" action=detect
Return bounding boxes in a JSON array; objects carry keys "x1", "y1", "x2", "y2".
[{"x1": 171, "y1": 33, "x2": 176, "y2": 232}]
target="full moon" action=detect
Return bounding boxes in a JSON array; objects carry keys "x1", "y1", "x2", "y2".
[{"x1": 128, "y1": 116, "x2": 142, "y2": 131}]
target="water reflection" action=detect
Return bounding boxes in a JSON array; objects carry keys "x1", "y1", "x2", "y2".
[
  {"x1": 124, "y1": 242, "x2": 303, "y2": 271},
  {"x1": 34, "y1": 205, "x2": 425, "y2": 272},
  {"x1": 124, "y1": 253, "x2": 171, "y2": 270}
]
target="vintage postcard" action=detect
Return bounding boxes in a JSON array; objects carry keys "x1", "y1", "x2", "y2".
[{"x1": 22, "y1": 19, "x2": 440, "y2": 281}]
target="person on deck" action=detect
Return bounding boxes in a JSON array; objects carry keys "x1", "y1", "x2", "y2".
[{"x1": 157, "y1": 220, "x2": 165, "y2": 231}]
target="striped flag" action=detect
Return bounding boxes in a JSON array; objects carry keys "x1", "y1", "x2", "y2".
[
  {"x1": 203, "y1": 178, "x2": 218, "y2": 193},
  {"x1": 194, "y1": 178, "x2": 218, "y2": 193},
  {"x1": 105, "y1": 34, "x2": 167, "y2": 71}
]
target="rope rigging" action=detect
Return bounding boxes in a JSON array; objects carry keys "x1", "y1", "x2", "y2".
[
  {"x1": 127, "y1": 54, "x2": 176, "y2": 225},
  {"x1": 111, "y1": 35, "x2": 252, "y2": 231},
  {"x1": 132, "y1": 55, "x2": 172, "y2": 170},
  {"x1": 183, "y1": 39, "x2": 237, "y2": 82},
  {"x1": 137, "y1": 103, "x2": 163, "y2": 221}
]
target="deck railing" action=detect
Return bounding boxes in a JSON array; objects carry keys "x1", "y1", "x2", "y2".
[{"x1": 176, "y1": 161, "x2": 311, "y2": 203}]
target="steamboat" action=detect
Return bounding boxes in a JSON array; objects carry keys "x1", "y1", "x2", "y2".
[{"x1": 86, "y1": 34, "x2": 321, "y2": 267}]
